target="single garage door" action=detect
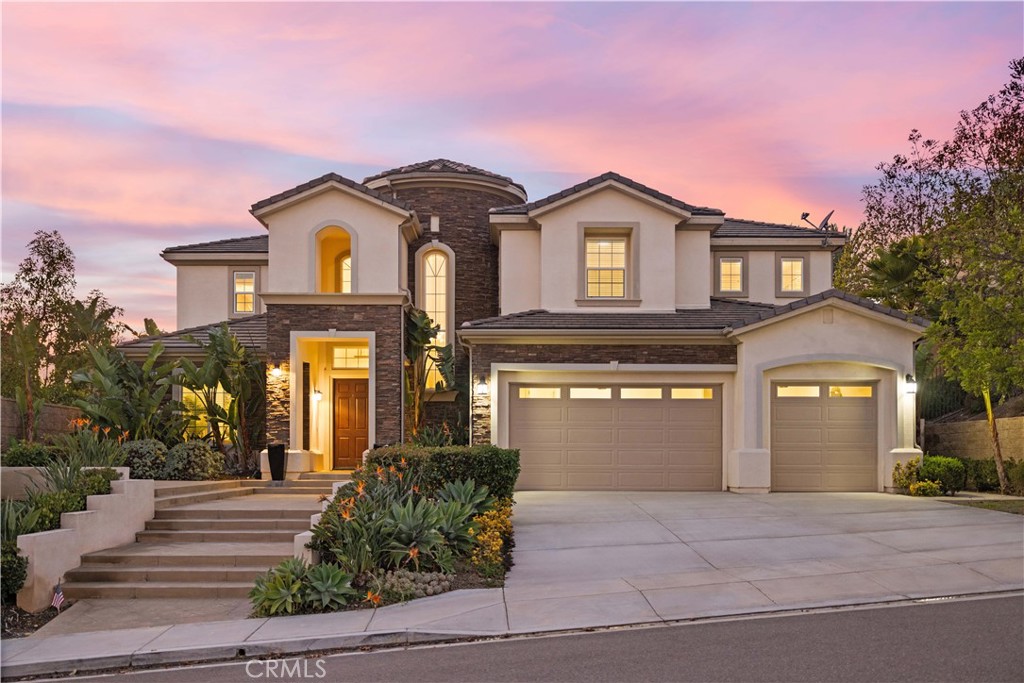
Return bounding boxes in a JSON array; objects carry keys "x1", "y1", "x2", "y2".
[
  {"x1": 509, "y1": 383, "x2": 722, "y2": 491},
  {"x1": 771, "y1": 382, "x2": 878, "y2": 492}
]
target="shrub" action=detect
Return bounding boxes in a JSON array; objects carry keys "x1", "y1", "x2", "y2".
[
  {"x1": 958, "y1": 457, "x2": 1000, "y2": 492},
  {"x1": 76, "y1": 468, "x2": 121, "y2": 498},
  {"x1": 1, "y1": 440, "x2": 58, "y2": 467},
  {"x1": 909, "y1": 480, "x2": 942, "y2": 497},
  {"x1": 1, "y1": 500, "x2": 41, "y2": 545},
  {"x1": 121, "y1": 439, "x2": 167, "y2": 480},
  {"x1": 53, "y1": 428, "x2": 125, "y2": 467},
  {"x1": 1, "y1": 542, "x2": 28, "y2": 604},
  {"x1": 1007, "y1": 459, "x2": 1024, "y2": 496},
  {"x1": 469, "y1": 497, "x2": 514, "y2": 579},
  {"x1": 165, "y1": 441, "x2": 224, "y2": 480},
  {"x1": 892, "y1": 457, "x2": 920, "y2": 491},
  {"x1": 367, "y1": 445, "x2": 520, "y2": 499},
  {"x1": 28, "y1": 490, "x2": 86, "y2": 532},
  {"x1": 250, "y1": 558, "x2": 357, "y2": 617},
  {"x1": 920, "y1": 456, "x2": 966, "y2": 495},
  {"x1": 374, "y1": 569, "x2": 452, "y2": 602}
]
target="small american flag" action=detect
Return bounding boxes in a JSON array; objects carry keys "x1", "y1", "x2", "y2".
[{"x1": 51, "y1": 583, "x2": 65, "y2": 612}]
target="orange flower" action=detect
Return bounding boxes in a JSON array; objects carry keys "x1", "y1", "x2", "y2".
[
  {"x1": 375, "y1": 466, "x2": 385, "y2": 479},
  {"x1": 355, "y1": 481, "x2": 366, "y2": 496},
  {"x1": 388, "y1": 465, "x2": 397, "y2": 474},
  {"x1": 364, "y1": 590, "x2": 382, "y2": 606},
  {"x1": 408, "y1": 546, "x2": 419, "y2": 560},
  {"x1": 399, "y1": 457, "x2": 407, "y2": 467},
  {"x1": 412, "y1": 485, "x2": 419, "y2": 494},
  {"x1": 91, "y1": 425, "x2": 100, "y2": 433}
]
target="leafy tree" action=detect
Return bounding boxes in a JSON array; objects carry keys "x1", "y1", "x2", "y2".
[
  {"x1": 404, "y1": 308, "x2": 455, "y2": 439},
  {"x1": 1, "y1": 231, "x2": 125, "y2": 406}
]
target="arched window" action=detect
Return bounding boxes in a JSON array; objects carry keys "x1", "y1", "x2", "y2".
[
  {"x1": 316, "y1": 226, "x2": 352, "y2": 293},
  {"x1": 335, "y1": 253, "x2": 352, "y2": 293},
  {"x1": 422, "y1": 249, "x2": 449, "y2": 389}
]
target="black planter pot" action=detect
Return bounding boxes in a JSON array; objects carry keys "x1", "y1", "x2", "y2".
[{"x1": 267, "y1": 443, "x2": 286, "y2": 481}]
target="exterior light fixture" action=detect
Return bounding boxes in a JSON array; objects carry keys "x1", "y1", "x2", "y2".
[
  {"x1": 905, "y1": 374, "x2": 917, "y2": 394},
  {"x1": 270, "y1": 365, "x2": 283, "y2": 378},
  {"x1": 312, "y1": 389, "x2": 323, "y2": 402},
  {"x1": 474, "y1": 376, "x2": 489, "y2": 396}
]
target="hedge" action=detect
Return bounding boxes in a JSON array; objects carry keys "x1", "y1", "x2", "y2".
[
  {"x1": 366, "y1": 445, "x2": 520, "y2": 499},
  {"x1": 919, "y1": 456, "x2": 966, "y2": 496},
  {"x1": 1, "y1": 441, "x2": 59, "y2": 467}
]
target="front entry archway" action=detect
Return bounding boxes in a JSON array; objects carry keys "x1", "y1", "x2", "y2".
[{"x1": 333, "y1": 378, "x2": 368, "y2": 468}]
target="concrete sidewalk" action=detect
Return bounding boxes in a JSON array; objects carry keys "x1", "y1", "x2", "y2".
[{"x1": 3, "y1": 493, "x2": 1022, "y2": 678}]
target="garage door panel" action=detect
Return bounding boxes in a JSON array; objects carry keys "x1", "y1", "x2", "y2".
[
  {"x1": 511, "y1": 383, "x2": 722, "y2": 491},
  {"x1": 567, "y1": 449, "x2": 613, "y2": 466},
  {"x1": 567, "y1": 428, "x2": 614, "y2": 444},
  {"x1": 772, "y1": 382, "x2": 877, "y2": 492},
  {"x1": 567, "y1": 406, "x2": 614, "y2": 422}
]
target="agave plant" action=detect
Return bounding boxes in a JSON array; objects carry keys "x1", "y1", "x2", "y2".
[
  {"x1": 436, "y1": 479, "x2": 492, "y2": 515},
  {"x1": 303, "y1": 563, "x2": 357, "y2": 612},
  {"x1": 1, "y1": 499, "x2": 42, "y2": 545},
  {"x1": 33, "y1": 454, "x2": 85, "y2": 493}
]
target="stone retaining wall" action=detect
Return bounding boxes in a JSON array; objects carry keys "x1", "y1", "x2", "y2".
[
  {"x1": 1, "y1": 397, "x2": 81, "y2": 447},
  {"x1": 924, "y1": 416, "x2": 1024, "y2": 460}
]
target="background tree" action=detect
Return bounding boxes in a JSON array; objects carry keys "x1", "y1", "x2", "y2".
[{"x1": 1, "y1": 230, "x2": 125, "y2": 406}]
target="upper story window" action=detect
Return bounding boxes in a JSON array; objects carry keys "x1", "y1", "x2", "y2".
[
  {"x1": 316, "y1": 226, "x2": 352, "y2": 293},
  {"x1": 715, "y1": 254, "x2": 747, "y2": 297},
  {"x1": 233, "y1": 271, "x2": 256, "y2": 314},
  {"x1": 585, "y1": 237, "x2": 627, "y2": 298},
  {"x1": 419, "y1": 246, "x2": 453, "y2": 389},
  {"x1": 777, "y1": 253, "x2": 809, "y2": 297}
]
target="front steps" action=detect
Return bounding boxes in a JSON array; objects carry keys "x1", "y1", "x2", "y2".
[{"x1": 62, "y1": 480, "x2": 326, "y2": 601}]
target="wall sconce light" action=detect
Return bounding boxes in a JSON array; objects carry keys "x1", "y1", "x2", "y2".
[
  {"x1": 474, "y1": 375, "x2": 489, "y2": 396},
  {"x1": 905, "y1": 374, "x2": 917, "y2": 394},
  {"x1": 270, "y1": 364, "x2": 283, "y2": 378},
  {"x1": 312, "y1": 389, "x2": 323, "y2": 402}
]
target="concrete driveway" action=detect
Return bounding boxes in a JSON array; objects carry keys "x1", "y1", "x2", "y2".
[{"x1": 504, "y1": 492, "x2": 1023, "y2": 631}]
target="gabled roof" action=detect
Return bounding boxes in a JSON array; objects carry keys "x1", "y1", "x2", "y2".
[
  {"x1": 163, "y1": 235, "x2": 268, "y2": 255},
  {"x1": 250, "y1": 173, "x2": 412, "y2": 214},
  {"x1": 363, "y1": 158, "x2": 526, "y2": 194},
  {"x1": 117, "y1": 315, "x2": 267, "y2": 359},
  {"x1": 461, "y1": 299, "x2": 774, "y2": 332},
  {"x1": 726, "y1": 289, "x2": 929, "y2": 331},
  {"x1": 716, "y1": 218, "x2": 846, "y2": 240},
  {"x1": 490, "y1": 172, "x2": 724, "y2": 217}
]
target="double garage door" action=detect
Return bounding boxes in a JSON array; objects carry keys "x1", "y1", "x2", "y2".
[{"x1": 509, "y1": 383, "x2": 722, "y2": 491}]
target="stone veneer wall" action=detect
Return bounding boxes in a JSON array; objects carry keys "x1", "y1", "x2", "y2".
[
  {"x1": 0, "y1": 398, "x2": 81, "y2": 447},
  {"x1": 266, "y1": 304, "x2": 404, "y2": 447},
  {"x1": 924, "y1": 416, "x2": 1024, "y2": 461},
  {"x1": 393, "y1": 186, "x2": 506, "y2": 431},
  {"x1": 468, "y1": 342, "x2": 737, "y2": 443}
]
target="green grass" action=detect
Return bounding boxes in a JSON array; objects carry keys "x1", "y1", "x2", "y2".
[{"x1": 945, "y1": 500, "x2": 1024, "y2": 515}]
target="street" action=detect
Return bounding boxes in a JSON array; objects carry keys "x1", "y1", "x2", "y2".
[{"x1": 42, "y1": 594, "x2": 1023, "y2": 683}]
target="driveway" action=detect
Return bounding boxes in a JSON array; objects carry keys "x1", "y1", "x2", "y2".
[{"x1": 503, "y1": 492, "x2": 1023, "y2": 631}]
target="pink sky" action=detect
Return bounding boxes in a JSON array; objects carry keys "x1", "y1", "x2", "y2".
[{"x1": 2, "y1": 2, "x2": 1021, "y2": 332}]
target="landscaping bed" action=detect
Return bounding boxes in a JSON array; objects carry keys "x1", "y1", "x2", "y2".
[
  {"x1": 1, "y1": 603, "x2": 68, "y2": 639},
  {"x1": 942, "y1": 499, "x2": 1024, "y2": 515},
  {"x1": 248, "y1": 445, "x2": 519, "y2": 617}
]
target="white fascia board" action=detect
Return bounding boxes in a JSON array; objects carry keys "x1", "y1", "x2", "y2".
[
  {"x1": 161, "y1": 252, "x2": 268, "y2": 264},
  {"x1": 260, "y1": 292, "x2": 408, "y2": 306},
  {"x1": 458, "y1": 328, "x2": 729, "y2": 344},
  {"x1": 251, "y1": 181, "x2": 412, "y2": 221},
  {"x1": 726, "y1": 298, "x2": 927, "y2": 337},
  {"x1": 488, "y1": 214, "x2": 538, "y2": 244},
  {"x1": 677, "y1": 215, "x2": 725, "y2": 231},
  {"x1": 529, "y1": 181, "x2": 691, "y2": 220}
]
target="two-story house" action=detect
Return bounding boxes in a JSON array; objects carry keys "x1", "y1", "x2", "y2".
[{"x1": 126, "y1": 159, "x2": 926, "y2": 493}]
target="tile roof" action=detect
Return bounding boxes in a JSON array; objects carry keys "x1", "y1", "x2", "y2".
[
  {"x1": 363, "y1": 159, "x2": 526, "y2": 194},
  {"x1": 716, "y1": 218, "x2": 846, "y2": 239},
  {"x1": 250, "y1": 173, "x2": 412, "y2": 214},
  {"x1": 726, "y1": 289, "x2": 929, "y2": 330},
  {"x1": 163, "y1": 235, "x2": 268, "y2": 255},
  {"x1": 460, "y1": 299, "x2": 775, "y2": 332},
  {"x1": 489, "y1": 171, "x2": 724, "y2": 217},
  {"x1": 118, "y1": 315, "x2": 267, "y2": 358}
]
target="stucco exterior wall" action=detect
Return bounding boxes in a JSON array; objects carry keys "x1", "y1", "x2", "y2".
[
  {"x1": 536, "y1": 187, "x2": 681, "y2": 312},
  {"x1": 712, "y1": 249, "x2": 835, "y2": 306},
  {"x1": 500, "y1": 230, "x2": 541, "y2": 314},
  {"x1": 675, "y1": 231, "x2": 711, "y2": 309},
  {"x1": 730, "y1": 303, "x2": 923, "y2": 491},
  {"x1": 175, "y1": 263, "x2": 268, "y2": 328},
  {"x1": 263, "y1": 190, "x2": 407, "y2": 294}
]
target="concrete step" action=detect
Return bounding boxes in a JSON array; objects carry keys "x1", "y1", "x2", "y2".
[
  {"x1": 153, "y1": 480, "x2": 250, "y2": 497},
  {"x1": 145, "y1": 518, "x2": 310, "y2": 532},
  {"x1": 250, "y1": 484, "x2": 335, "y2": 495},
  {"x1": 82, "y1": 543, "x2": 293, "y2": 567},
  {"x1": 136, "y1": 529, "x2": 299, "y2": 543},
  {"x1": 63, "y1": 581, "x2": 254, "y2": 600},
  {"x1": 65, "y1": 564, "x2": 268, "y2": 583},
  {"x1": 155, "y1": 507, "x2": 313, "y2": 520},
  {"x1": 154, "y1": 487, "x2": 256, "y2": 510},
  {"x1": 298, "y1": 471, "x2": 355, "y2": 481}
]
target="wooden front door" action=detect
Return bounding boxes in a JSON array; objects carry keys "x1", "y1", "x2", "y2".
[{"x1": 333, "y1": 379, "x2": 369, "y2": 469}]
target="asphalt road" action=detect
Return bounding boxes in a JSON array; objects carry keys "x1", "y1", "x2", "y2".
[{"x1": 49, "y1": 595, "x2": 1023, "y2": 683}]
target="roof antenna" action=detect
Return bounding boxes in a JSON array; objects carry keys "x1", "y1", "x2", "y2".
[{"x1": 801, "y1": 210, "x2": 834, "y2": 231}]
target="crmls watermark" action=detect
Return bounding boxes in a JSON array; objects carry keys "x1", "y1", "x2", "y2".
[{"x1": 245, "y1": 658, "x2": 328, "y2": 679}]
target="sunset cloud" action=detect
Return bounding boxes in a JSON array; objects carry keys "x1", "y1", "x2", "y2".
[{"x1": 3, "y1": 2, "x2": 1021, "y2": 331}]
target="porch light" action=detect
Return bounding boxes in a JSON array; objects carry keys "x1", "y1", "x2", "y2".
[
  {"x1": 905, "y1": 374, "x2": 917, "y2": 394},
  {"x1": 312, "y1": 389, "x2": 323, "y2": 402},
  {"x1": 474, "y1": 376, "x2": 489, "y2": 396},
  {"x1": 270, "y1": 365, "x2": 283, "y2": 378}
]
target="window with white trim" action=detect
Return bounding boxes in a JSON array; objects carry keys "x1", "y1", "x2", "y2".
[
  {"x1": 719, "y1": 258, "x2": 743, "y2": 293},
  {"x1": 233, "y1": 271, "x2": 255, "y2": 313},
  {"x1": 585, "y1": 237, "x2": 627, "y2": 298},
  {"x1": 423, "y1": 249, "x2": 449, "y2": 389}
]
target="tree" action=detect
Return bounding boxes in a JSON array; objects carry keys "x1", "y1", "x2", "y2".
[
  {"x1": 837, "y1": 58, "x2": 1023, "y2": 492},
  {"x1": 404, "y1": 308, "x2": 456, "y2": 439},
  {"x1": 1, "y1": 231, "x2": 125, "y2": 406}
]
